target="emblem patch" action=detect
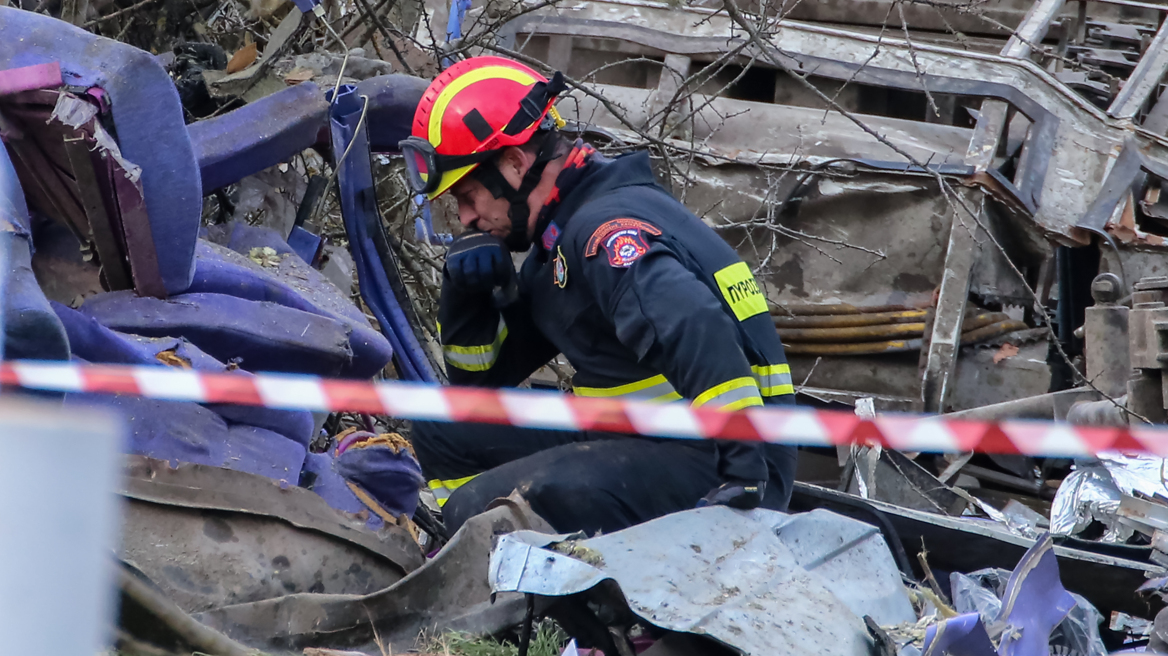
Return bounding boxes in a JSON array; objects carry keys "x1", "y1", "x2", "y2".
[
  {"x1": 584, "y1": 218, "x2": 662, "y2": 257},
  {"x1": 602, "y1": 229, "x2": 649, "y2": 268},
  {"x1": 553, "y1": 245, "x2": 569, "y2": 288}
]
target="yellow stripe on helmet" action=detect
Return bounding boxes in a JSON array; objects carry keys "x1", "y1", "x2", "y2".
[{"x1": 427, "y1": 65, "x2": 539, "y2": 148}]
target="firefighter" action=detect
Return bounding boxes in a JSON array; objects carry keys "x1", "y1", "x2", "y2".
[{"x1": 399, "y1": 55, "x2": 797, "y2": 535}]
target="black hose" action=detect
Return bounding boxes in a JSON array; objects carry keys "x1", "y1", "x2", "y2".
[
  {"x1": 517, "y1": 594, "x2": 536, "y2": 656},
  {"x1": 295, "y1": 174, "x2": 329, "y2": 229}
]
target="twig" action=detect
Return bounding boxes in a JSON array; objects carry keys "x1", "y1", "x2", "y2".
[
  {"x1": 351, "y1": 0, "x2": 417, "y2": 75},
  {"x1": 896, "y1": 0, "x2": 941, "y2": 118},
  {"x1": 83, "y1": 0, "x2": 156, "y2": 26},
  {"x1": 917, "y1": 539, "x2": 951, "y2": 607},
  {"x1": 797, "y1": 356, "x2": 821, "y2": 389},
  {"x1": 340, "y1": 0, "x2": 393, "y2": 39},
  {"x1": 719, "y1": 0, "x2": 1149, "y2": 424}
]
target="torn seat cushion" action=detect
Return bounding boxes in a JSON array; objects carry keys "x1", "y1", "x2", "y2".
[
  {"x1": 2, "y1": 141, "x2": 68, "y2": 361},
  {"x1": 52, "y1": 301, "x2": 314, "y2": 446},
  {"x1": 190, "y1": 234, "x2": 392, "y2": 377},
  {"x1": 65, "y1": 389, "x2": 306, "y2": 482},
  {"x1": 301, "y1": 451, "x2": 385, "y2": 529},
  {"x1": 78, "y1": 290, "x2": 357, "y2": 376},
  {"x1": 188, "y1": 82, "x2": 329, "y2": 195}
]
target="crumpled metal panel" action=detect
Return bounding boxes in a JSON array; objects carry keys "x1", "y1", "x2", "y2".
[
  {"x1": 1050, "y1": 455, "x2": 1168, "y2": 541},
  {"x1": 198, "y1": 493, "x2": 552, "y2": 653},
  {"x1": 505, "y1": 0, "x2": 1168, "y2": 249},
  {"x1": 117, "y1": 456, "x2": 423, "y2": 614},
  {"x1": 491, "y1": 507, "x2": 915, "y2": 656}
]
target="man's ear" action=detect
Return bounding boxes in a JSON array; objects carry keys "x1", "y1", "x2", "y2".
[{"x1": 498, "y1": 146, "x2": 531, "y2": 183}]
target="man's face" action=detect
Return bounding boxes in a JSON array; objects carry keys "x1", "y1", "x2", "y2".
[
  {"x1": 450, "y1": 174, "x2": 513, "y2": 238},
  {"x1": 448, "y1": 147, "x2": 532, "y2": 239}
]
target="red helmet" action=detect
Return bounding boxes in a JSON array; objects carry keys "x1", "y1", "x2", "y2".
[{"x1": 400, "y1": 56, "x2": 565, "y2": 200}]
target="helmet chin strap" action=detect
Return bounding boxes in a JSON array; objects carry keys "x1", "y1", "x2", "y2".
[{"x1": 471, "y1": 131, "x2": 560, "y2": 252}]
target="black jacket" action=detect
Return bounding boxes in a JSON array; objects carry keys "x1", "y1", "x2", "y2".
[{"x1": 437, "y1": 150, "x2": 796, "y2": 489}]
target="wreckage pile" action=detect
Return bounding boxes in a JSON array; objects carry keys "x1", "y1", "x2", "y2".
[{"x1": 11, "y1": 0, "x2": 1168, "y2": 652}]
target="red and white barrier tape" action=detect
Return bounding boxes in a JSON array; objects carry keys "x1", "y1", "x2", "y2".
[{"x1": 1, "y1": 359, "x2": 1162, "y2": 457}]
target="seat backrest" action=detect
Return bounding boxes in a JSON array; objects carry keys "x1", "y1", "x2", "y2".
[{"x1": 0, "y1": 8, "x2": 201, "y2": 296}]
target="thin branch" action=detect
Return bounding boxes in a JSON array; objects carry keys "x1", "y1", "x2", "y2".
[
  {"x1": 83, "y1": 0, "x2": 158, "y2": 26},
  {"x1": 720, "y1": 0, "x2": 1147, "y2": 422}
]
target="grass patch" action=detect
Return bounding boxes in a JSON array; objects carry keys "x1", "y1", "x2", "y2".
[{"x1": 425, "y1": 621, "x2": 568, "y2": 656}]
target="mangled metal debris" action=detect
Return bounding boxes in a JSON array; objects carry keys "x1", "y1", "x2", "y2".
[
  {"x1": 11, "y1": 0, "x2": 1168, "y2": 652},
  {"x1": 490, "y1": 507, "x2": 916, "y2": 656}
]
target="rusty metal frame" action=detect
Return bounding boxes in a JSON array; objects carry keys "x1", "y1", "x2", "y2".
[
  {"x1": 62, "y1": 134, "x2": 134, "y2": 291},
  {"x1": 501, "y1": 15, "x2": 1059, "y2": 215},
  {"x1": 1076, "y1": 137, "x2": 1168, "y2": 235}
]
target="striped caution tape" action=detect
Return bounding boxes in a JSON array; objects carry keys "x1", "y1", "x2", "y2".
[{"x1": 1, "y1": 359, "x2": 1163, "y2": 457}]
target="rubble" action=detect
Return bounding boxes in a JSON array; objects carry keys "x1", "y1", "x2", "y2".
[{"x1": 13, "y1": 0, "x2": 1168, "y2": 652}]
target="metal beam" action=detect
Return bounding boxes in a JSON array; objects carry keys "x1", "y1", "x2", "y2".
[
  {"x1": 1109, "y1": 17, "x2": 1168, "y2": 119},
  {"x1": 922, "y1": 0, "x2": 1063, "y2": 413},
  {"x1": 921, "y1": 212, "x2": 983, "y2": 413},
  {"x1": 1003, "y1": 0, "x2": 1066, "y2": 59}
]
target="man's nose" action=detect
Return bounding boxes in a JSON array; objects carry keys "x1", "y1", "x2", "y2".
[{"x1": 458, "y1": 203, "x2": 479, "y2": 228}]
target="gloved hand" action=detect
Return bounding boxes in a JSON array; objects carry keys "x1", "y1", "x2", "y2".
[
  {"x1": 697, "y1": 480, "x2": 766, "y2": 510},
  {"x1": 444, "y1": 232, "x2": 514, "y2": 294}
]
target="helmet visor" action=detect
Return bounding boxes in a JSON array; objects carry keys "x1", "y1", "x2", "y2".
[
  {"x1": 399, "y1": 137, "x2": 499, "y2": 198},
  {"x1": 400, "y1": 137, "x2": 441, "y2": 196}
]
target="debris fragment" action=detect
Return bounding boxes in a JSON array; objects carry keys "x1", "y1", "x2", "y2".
[
  {"x1": 154, "y1": 346, "x2": 192, "y2": 368},
  {"x1": 248, "y1": 245, "x2": 283, "y2": 267},
  {"x1": 993, "y1": 343, "x2": 1019, "y2": 364},
  {"x1": 225, "y1": 42, "x2": 258, "y2": 74}
]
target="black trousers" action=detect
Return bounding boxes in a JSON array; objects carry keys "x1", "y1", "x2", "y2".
[{"x1": 411, "y1": 421, "x2": 797, "y2": 535}]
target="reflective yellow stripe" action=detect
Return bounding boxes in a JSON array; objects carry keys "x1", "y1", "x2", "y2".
[
  {"x1": 721, "y1": 395, "x2": 765, "y2": 411},
  {"x1": 427, "y1": 474, "x2": 478, "y2": 507},
  {"x1": 751, "y1": 363, "x2": 794, "y2": 397},
  {"x1": 427, "y1": 66, "x2": 538, "y2": 147},
  {"x1": 443, "y1": 320, "x2": 508, "y2": 372},
  {"x1": 693, "y1": 376, "x2": 763, "y2": 409},
  {"x1": 574, "y1": 374, "x2": 683, "y2": 402},
  {"x1": 713, "y1": 262, "x2": 768, "y2": 321}
]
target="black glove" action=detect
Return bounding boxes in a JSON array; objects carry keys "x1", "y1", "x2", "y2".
[
  {"x1": 444, "y1": 232, "x2": 515, "y2": 294},
  {"x1": 697, "y1": 480, "x2": 766, "y2": 510}
]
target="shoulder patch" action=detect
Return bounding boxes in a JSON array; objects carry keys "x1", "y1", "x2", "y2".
[
  {"x1": 585, "y1": 218, "x2": 662, "y2": 257},
  {"x1": 585, "y1": 219, "x2": 662, "y2": 268}
]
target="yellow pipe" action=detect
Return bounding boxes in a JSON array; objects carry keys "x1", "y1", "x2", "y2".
[
  {"x1": 778, "y1": 322, "x2": 926, "y2": 343},
  {"x1": 783, "y1": 321, "x2": 1029, "y2": 356},
  {"x1": 771, "y1": 303, "x2": 916, "y2": 317},
  {"x1": 784, "y1": 339, "x2": 924, "y2": 355},
  {"x1": 961, "y1": 320, "x2": 1028, "y2": 345},
  {"x1": 961, "y1": 312, "x2": 1010, "y2": 332},
  {"x1": 773, "y1": 310, "x2": 927, "y2": 329}
]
